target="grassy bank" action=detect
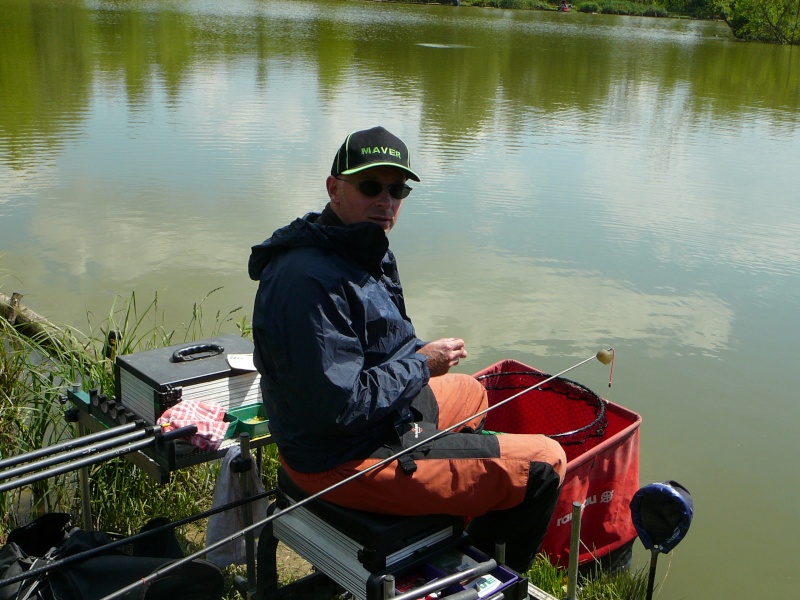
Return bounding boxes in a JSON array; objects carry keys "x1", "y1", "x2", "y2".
[
  {"x1": 0, "y1": 289, "x2": 647, "y2": 598},
  {"x1": 408, "y1": 0, "x2": 800, "y2": 44},
  {"x1": 411, "y1": 0, "x2": 675, "y2": 18}
]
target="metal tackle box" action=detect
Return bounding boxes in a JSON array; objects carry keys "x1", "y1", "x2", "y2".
[{"x1": 114, "y1": 334, "x2": 261, "y2": 423}]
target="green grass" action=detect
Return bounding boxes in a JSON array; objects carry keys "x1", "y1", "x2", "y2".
[
  {"x1": 467, "y1": 0, "x2": 556, "y2": 9},
  {"x1": 574, "y1": 0, "x2": 670, "y2": 16},
  {"x1": 406, "y1": 0, "x2": 674, "y2": 17},
  {"x1": 1, "y1": 288, "x2": 645, "y2": 599},
  {"x1": 527, "y1": 553, "x2": 649, "y2": 599}
]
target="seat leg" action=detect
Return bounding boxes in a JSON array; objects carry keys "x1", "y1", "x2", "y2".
[{"x1": 255, "y1": 504, "x2": 281, "y2": 598}]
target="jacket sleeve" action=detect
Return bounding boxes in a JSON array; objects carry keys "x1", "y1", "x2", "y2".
[
  {"x1": 253, "y1": 260, "x2": 430, "y2": 438},
  {"x1": 325, "y1": 289, "x2": 431, "y2": 430}
]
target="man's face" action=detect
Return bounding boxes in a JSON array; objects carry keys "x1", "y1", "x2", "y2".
[{"x1": 327, "y1": 166, "x2": 408, "y2": 233}]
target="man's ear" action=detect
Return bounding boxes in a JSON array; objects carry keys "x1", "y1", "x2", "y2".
[{"x1": 326, "y1": 175, "x2": 340, "y2": 204}]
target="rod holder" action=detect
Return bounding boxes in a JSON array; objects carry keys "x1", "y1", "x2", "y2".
[
  {"x1": 565, "y1": 501, "x2": 583, "y2": 600},
  {"x1": 494, "y1": 540, "x2": 506, "y2": 566}
]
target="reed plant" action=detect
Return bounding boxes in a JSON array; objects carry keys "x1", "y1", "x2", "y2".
[
  {"x1": 416, "y1": 0, "x2": 669, "y2": 14},
  {"x1": 1, "y1": 311, "x2": 84, "y2": 530},
  {"x1": 528, "y1": 553, "x2": 648, "y2": 598},
  {"x1": 460, "y1": 0, "x2": 555, "y2": 8},
  {"x1": 579, "y1": 567, "x2": 650, "y2": 599}
]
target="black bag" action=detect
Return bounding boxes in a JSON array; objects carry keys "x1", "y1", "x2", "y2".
[
  {"x1": 0, "y1": 513, "x2": 224, "y2": 600},
  {"x1": 0, "y1": 540, "x2": 44, "y2": 600},
  {"x1": 0, "y1": 513, "x2": 71, "y2": 600}
]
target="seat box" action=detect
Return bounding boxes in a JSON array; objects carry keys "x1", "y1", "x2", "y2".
[{"x1": 115, "y1": 334, "x2": 261, "y2": 424}]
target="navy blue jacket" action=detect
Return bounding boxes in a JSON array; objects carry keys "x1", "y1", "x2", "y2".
[{"x1": 248, "y1": 210, "x2": 430, "y2": 473}]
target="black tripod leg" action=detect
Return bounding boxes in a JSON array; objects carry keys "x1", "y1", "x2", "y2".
[{"x1": 646, "y1": 549, "x2": 659, "y2": 600}]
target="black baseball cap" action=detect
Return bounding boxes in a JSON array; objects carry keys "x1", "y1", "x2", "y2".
[{"x1": 331, "y1": 126, "x2": 420, "y2": 182}]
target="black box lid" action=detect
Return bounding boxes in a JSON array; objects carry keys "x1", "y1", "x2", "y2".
[{"x1": 115, "y1": 334, "x2": 255, "y2": 390}]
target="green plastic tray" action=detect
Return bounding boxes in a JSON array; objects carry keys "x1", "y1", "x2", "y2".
[
  {"x1": 222, "y1": 413, "x2": 238, "y2": 439},
  {"x1": 229, "y1": 404, "x2": 270, "y2": 438}
]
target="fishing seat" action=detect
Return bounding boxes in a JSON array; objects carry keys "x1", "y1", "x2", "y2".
[{"x1": 256, "y1": 466, "x2": 468, "y2": 599}]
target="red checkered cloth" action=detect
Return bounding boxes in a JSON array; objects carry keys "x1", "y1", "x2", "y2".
[{"x1": 157, "y1": 399, "x2": 231, "y2": 452}]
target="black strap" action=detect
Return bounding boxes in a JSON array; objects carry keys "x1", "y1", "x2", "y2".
[
  {"x1": 387, "y1": 421, "x2": 416, "y2": 475},
  {"x1": 388, "y1": 421, "x2": 420, "y2": 476},
  {"x1": 394, "y1": 446, "x2": 418, "y2": 475}
]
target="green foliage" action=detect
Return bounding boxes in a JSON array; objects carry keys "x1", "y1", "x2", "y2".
[
  {"x1": 461, "y1": 0, "x2": 672, "y2": 15},
  {"x1": 1, "y1": 318, "x2": 81, "y2": 529},
  {"x1": 463, "y1": 0, "x2": 554, "y2": 8},
  {"x1": 721, "y1": 0, "x2": 800, "y2": 42},
  {"x1": 527, "y1": 553, "x2": 567, "y2": 595},
  {"x1": 599, "y1": 1, "x2": 629, "y2": 13},
  {"x1": 666, "y1": 0, "x2": 720, "y2": 16},
  {"x1": 466, "y1": 0, "x2": 800, "y2": 42},
  {"x1": 579, "y1": 567, "x2": 650, "y2": 599},
  {"x1": 526, "y1": 554, "x2": 649, "y2": 599},
  {"x1": 575, "y1": 0, "x2": 670, "y2": 15},
  {"x1": 640, "y1": 3, "x2": 671, "y2": 15}
]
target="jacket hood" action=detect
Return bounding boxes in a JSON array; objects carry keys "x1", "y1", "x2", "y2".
[{"x1": 248, "y1": 212, "x2": 389, "y2": 281}]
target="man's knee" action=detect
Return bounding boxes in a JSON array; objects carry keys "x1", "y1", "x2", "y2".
[
  {"x1": 429, "y1": 373, "x2": 488, "y2": 430},
  {"x1": 540, "y1": 436, "x2": 567, "y2": 484},
  {"x1": 497, "y1": 434, "x2": 567, "y2": 484}
]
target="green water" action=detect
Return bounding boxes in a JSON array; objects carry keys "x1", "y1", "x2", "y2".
[{"x1": 2, "y1": 1, "x2": 799, "y2": 597}]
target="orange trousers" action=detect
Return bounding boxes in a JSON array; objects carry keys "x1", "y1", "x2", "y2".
[{"x1": 282, "y1": 373, "x2": 566, "y2": 572}]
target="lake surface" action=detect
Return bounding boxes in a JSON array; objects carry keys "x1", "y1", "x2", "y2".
[{"x1": 2, "y1": 0, "x2": 799, "y2": 597}]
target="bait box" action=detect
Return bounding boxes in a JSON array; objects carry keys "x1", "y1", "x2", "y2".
[{"x1": 228, "y1": 403, "x2": 270, "y2": 439}]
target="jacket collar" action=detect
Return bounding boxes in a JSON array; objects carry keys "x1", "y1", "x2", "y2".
[{"x1": 314, "y1": 203, "x2": 389, "y2": 278}]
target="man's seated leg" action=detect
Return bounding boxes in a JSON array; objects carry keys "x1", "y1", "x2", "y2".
[
  {"x1": 427, "y1": 373, "x2": 488, "y2": 432},
  {"x1": 281, "y1": 429, "x2": 566, "y2": 574},
  {"x1": 464, "y1": 434, "x2": 565, "y2": 573}
]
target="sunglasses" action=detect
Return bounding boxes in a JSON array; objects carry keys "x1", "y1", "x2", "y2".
[{"x1": 335, "y1": 177, "x2": 413, "y2": 200}]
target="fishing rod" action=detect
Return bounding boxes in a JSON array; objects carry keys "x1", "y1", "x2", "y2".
[
  {"x1": 97, "y1": 347, "x2": 615, "y2": 600},
  {"x1": 0, "y1": 421, "x2": 142, "y2": 472},
  {"x1": 0, "y1": 486, "x2": 274, "y2": 592},
  {"x1": 0, "y1": 426, "x2": 154, "y2": 483},
  {"x1": 0, "y1": 425, "x2": 197, "y2": 495}
]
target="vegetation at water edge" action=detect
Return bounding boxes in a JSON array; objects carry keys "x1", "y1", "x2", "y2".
[{"x1": 406, "y1": 0, "x2": 800, "y2": 44}]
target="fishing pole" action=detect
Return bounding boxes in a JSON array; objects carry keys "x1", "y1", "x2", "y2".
[
  {"x1": 94, "y1": 348, "x2": 615, "y2": 600},
  {"x1": 0, "y1": 487, "x2": 274, "y2": 592},
  {"x1": 0, "y1": 425, "x2": 197, "y2": 494},
  {"x1": 0, "y1": 426, "x2": 153, "y2": 483},
  {"x1": 0, "y1": 421, "x2": 141, "y2": 472}
]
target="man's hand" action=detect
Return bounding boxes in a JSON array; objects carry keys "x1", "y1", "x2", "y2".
[{"x1": 417, "y1": 338, "x2": 469, "y2": 377}]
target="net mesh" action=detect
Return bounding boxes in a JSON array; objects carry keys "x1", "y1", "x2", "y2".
[{"x1": 476, "y1": 370, "x2": 608, "y2": 461}]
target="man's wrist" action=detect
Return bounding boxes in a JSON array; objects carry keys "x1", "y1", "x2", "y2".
[{"x1": 412, "y1": 352, "x2": 431, "y2": 378}]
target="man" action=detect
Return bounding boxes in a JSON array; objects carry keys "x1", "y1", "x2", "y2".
[{"x1": 248, "y1": 126, "x2": 566, "y2": 573}]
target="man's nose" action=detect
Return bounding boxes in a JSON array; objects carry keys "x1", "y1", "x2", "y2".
[{"x1": 374, "y1": 191, "x2": 397, "y2": 208}]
